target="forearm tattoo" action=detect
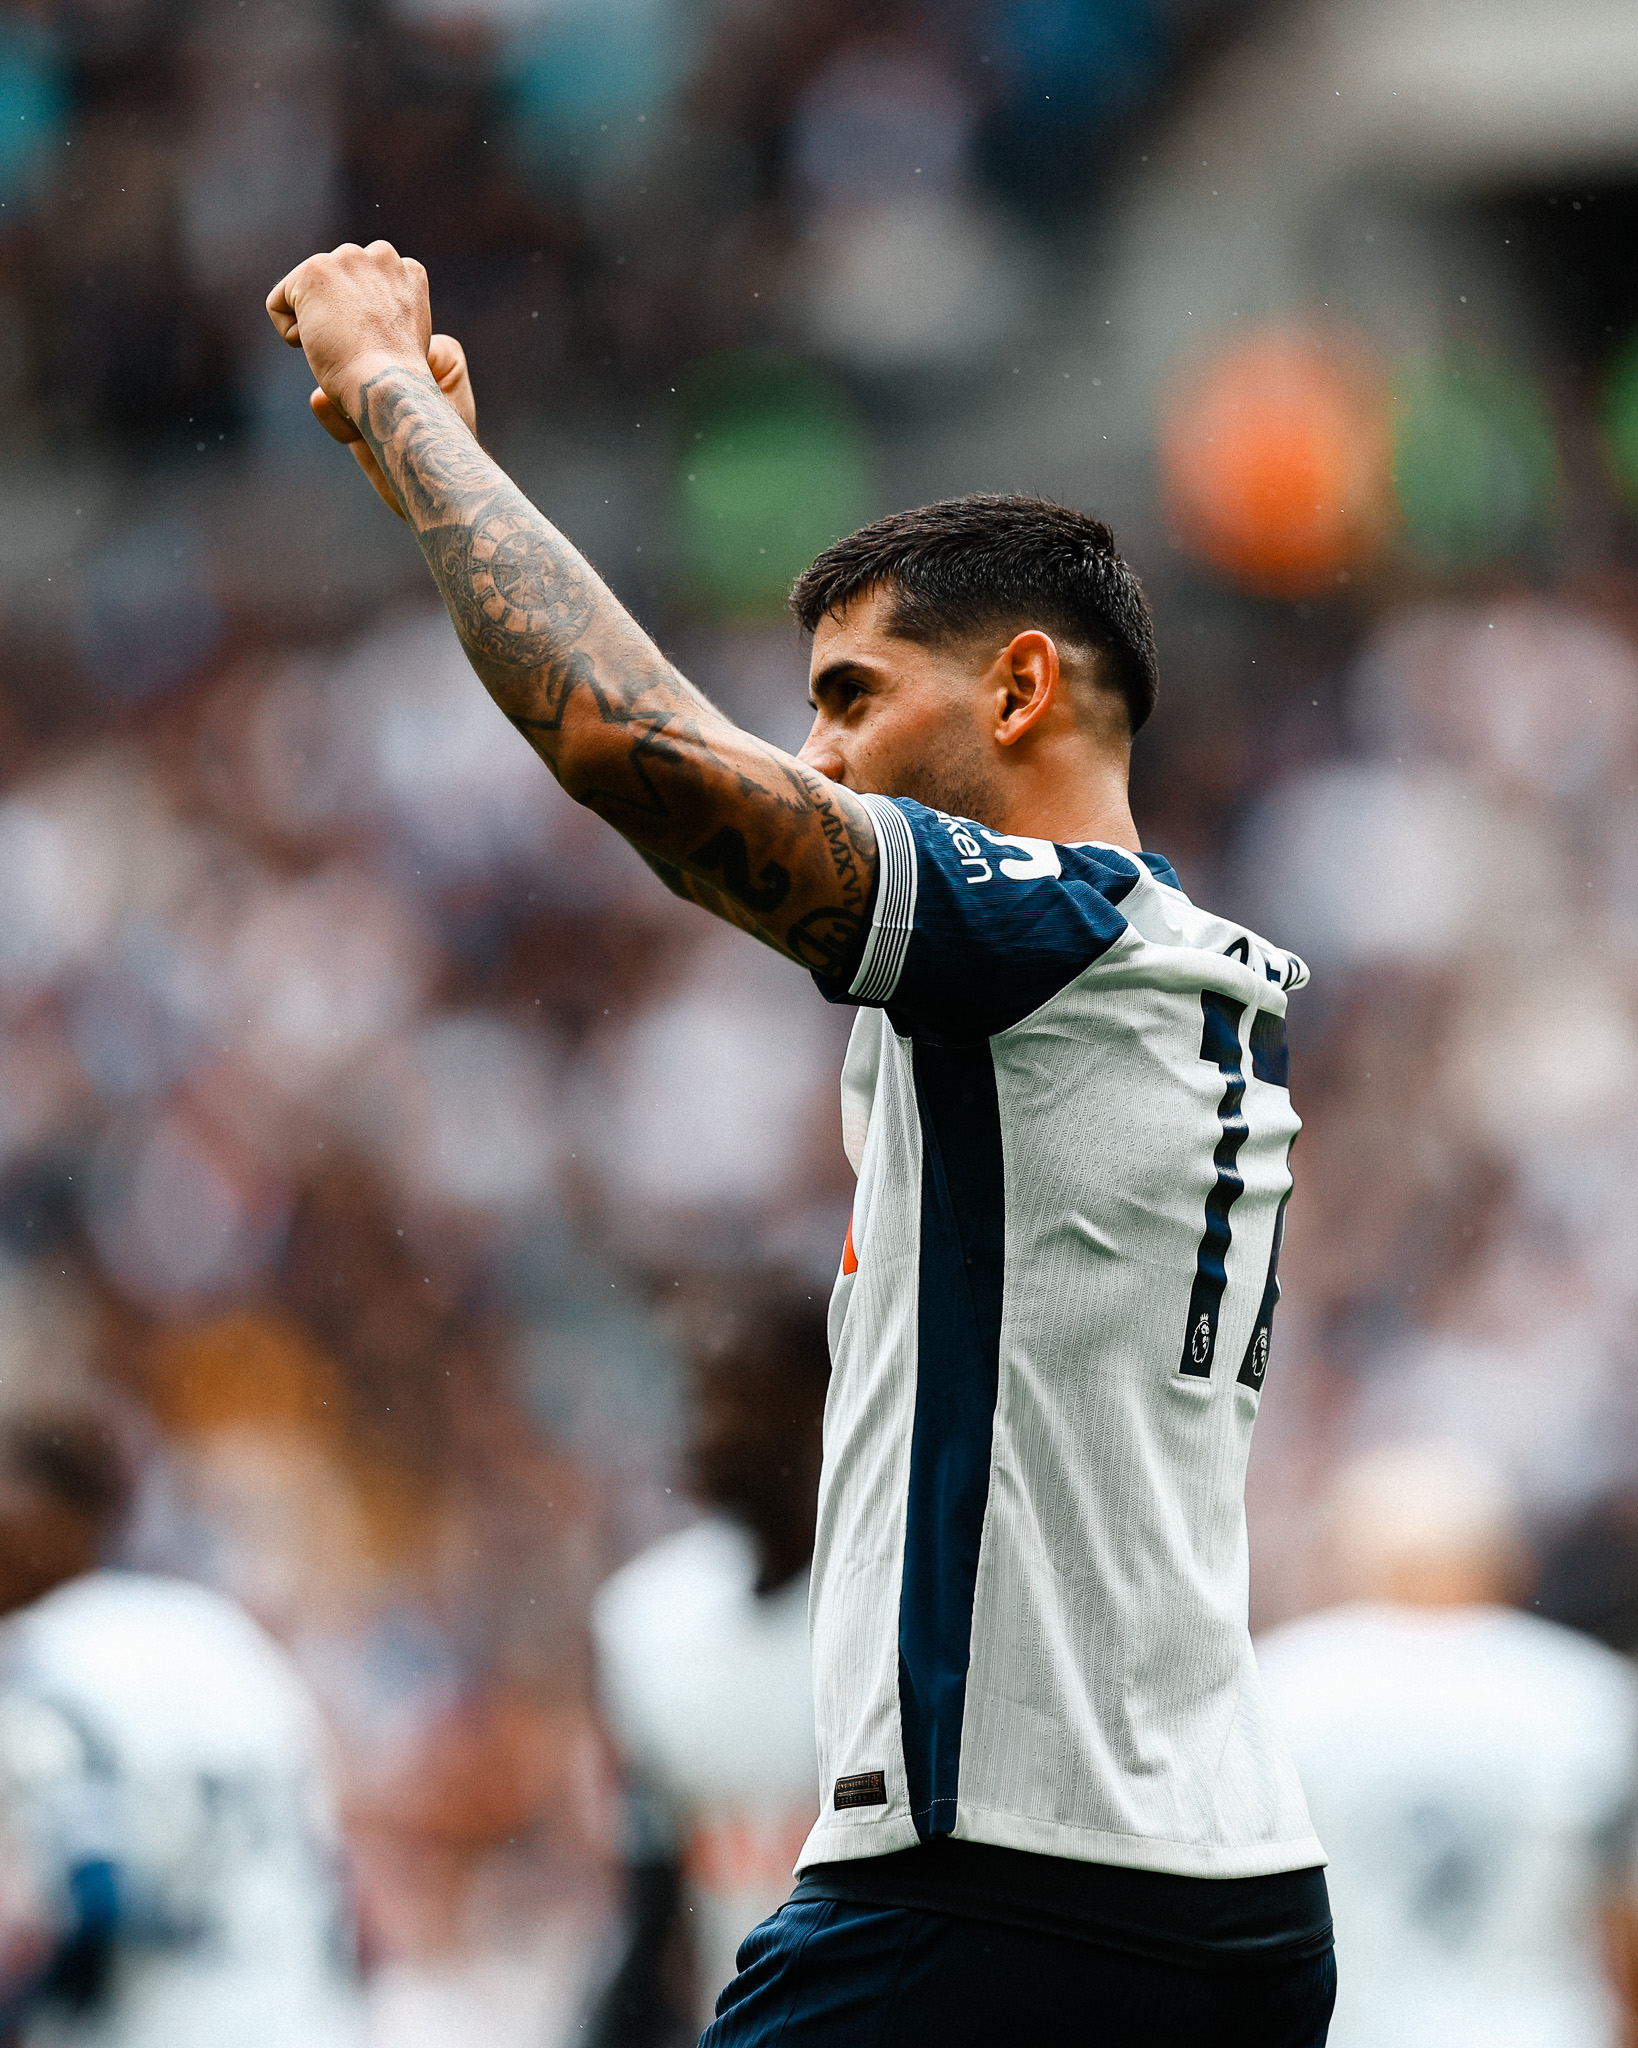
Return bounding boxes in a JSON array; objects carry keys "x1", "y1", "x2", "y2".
[{"x1": 355, "y1": 365, "x2": 874, "y2": 975}]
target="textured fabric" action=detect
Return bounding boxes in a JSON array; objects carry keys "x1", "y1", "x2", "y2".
[
  {"x1": 1259, "y1": 1603, "x2": 1638, "y2": 2048},
  {"x1": 698, "y1": 1897, "x2": 1337, "y2": 2048},
  {"x1": 802, "y1": 797, "x2": 1321, "y2": 1880}
]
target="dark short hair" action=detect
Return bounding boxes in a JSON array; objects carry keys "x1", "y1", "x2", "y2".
[{"x1": 789, "y1": 493, "x2": 1159, "y2": 733}]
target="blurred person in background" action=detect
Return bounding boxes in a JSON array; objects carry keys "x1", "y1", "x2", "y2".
[
  {"x1": 267, "y1": 244, "x2": 1333, "y2": 2048},
  {"x1": 1257, "y1": 1445, "x2": 1638, "y2": 2048},
  {"x1": 589, "y1": 1270, "x2": 828, "y2": 2046},
  {"x1": 0, "y1": 1406, "x2": 363, "y2": 2048}
]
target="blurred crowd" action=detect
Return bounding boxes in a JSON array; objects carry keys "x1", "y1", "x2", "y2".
[{"x1": 4, "y1": 0, "x2": 1638, "y2": 2040}]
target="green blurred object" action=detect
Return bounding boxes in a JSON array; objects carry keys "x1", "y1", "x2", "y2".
[
  {"x1": 1390, "y1": 348, "x2": 1559, "y2": 568},
  {"x1": 1601, "y1": 332, "x2": 1638, "y2": 511},
  {"x1": 675, "y1": 354, "x2": 872, "y2": 616}
]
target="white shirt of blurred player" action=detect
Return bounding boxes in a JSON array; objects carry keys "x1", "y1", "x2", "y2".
[
  {"x1": 0, "y1": 1569, "x2": 362, "y2": 2048},
  {"x1": 593, "y1": 1518, "x2": 816, "y2": 2030},
  {"x1": 1258, "y1": 1602, "x2": 1638, "y2": 2048}
]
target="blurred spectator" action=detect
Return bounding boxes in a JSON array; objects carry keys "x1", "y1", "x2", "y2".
[
  {"x1": 8, "y1": 0, "x2": 1638, "y2": 2033},
  {"x1": 1537, "y1": 1497, "x2": 1638, "y2": 1659},
  {"x1": 341, "y1": 1666, "x2": 613, "y2": 2048},
  {"x1": 1257, "y1": 1445, "x2": 1638, "y2": 2048},
  {"x1": 0, "y1": 1405, "x2": 364, "y2": 2048},
  {"x1": 588, "y1": 1270, "x2": 828, "y2": 2044},
  {"x1": 575, "y1": 925, "x2": 849, "y2": 1264},
  {"x1": 181, "y1": 1164, "x2": 622, "y2": 2048},
  {"x1": 789, "y1": 38, "x2": 1028, "y2": 379}
]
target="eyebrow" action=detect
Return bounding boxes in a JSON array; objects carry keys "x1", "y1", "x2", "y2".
[{"x1": 808, "y1": 658, "x2": 879, "y2": 709}]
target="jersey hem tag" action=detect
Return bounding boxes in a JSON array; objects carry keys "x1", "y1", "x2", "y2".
[{"x1": 834, "y1": 1770, "x2": 888, "y2": 1810}]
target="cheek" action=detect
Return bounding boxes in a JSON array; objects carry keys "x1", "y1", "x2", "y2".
[{"x1": 860, "y1": 697, "x2": 948, "y2": 773}]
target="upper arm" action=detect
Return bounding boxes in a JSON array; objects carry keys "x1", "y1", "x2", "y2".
[
  {"x1": 811, "y1": 796, "x2": 1140, "y2": 1037},
  {"x1": 537, "y1": 694, "x2": 881, "y2": 983}
]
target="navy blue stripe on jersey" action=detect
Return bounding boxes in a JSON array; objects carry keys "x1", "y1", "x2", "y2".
[
  {"x1": 1250, "y1": 1011, "x2": 1289, "y2": 1088},
  {"x1": 1137, "y1": 850, "x2": 1183, "y2": 892},
  {"x1": 900, "y1": 1040, "x2": 1006, "y2": 1841},
  {"x1": 814, "y1": 798, "x2": 1138, "y2": 1042},
  {"x1": 1237, "y1": 1181, "x2": 1291, "y2": 1392},
  {"x1": 1178, "y1": 993, "x2": 1250, "y2": 1379}
]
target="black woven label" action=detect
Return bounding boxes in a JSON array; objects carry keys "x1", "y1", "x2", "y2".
[{"x1": 833, "y1": 1770, "x2": 887, "y2": 1810}]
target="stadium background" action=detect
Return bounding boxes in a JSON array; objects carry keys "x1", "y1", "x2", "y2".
[{"x1": 2, "y1": 0, "x2": 1638, "y2": 2035}]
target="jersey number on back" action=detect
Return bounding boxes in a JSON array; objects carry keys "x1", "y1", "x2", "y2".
[{"x1": 1177, "y1": 991, "x2": 1289, "y2": 1389}]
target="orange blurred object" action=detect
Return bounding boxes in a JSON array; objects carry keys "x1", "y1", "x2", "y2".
[
  {"x1": 1159, "y1": 325, "x2": 1392, "y2": 597},
  {"x1": 148, "y1": 1309, "x2": 347, "y2": 1437}
]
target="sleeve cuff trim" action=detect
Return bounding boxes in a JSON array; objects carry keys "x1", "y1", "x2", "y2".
[{"x1": 849, "y1": 794, "x2": 918, "y2": 1004}]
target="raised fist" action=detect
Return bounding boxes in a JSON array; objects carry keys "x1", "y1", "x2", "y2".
[
  {"x1": 267, "y1": 242, "x2": 477, "y2": 518},
  {"x1": 267, "y1": 239, "x2": 429, "y2": 412}
]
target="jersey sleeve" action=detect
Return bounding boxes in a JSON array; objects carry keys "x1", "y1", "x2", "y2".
[{"x1": 811, "y1": 793, "x2": 1143, "y2": 1040}]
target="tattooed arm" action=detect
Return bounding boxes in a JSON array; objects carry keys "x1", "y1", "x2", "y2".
[{"x1": 266, "y1": 241, "x2": 875, "y2": 976}]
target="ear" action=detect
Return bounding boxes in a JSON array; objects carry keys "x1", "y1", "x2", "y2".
[{"x1": 991, "y1": 631, "x2": 1061, "y2": 748}]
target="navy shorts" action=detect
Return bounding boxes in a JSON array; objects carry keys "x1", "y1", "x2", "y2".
[{"x1": 699, "y1": 1898, "x2": 1336, "y2": 2048}]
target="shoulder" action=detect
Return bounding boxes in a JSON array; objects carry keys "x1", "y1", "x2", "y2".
[
  {"x1": 594, "y1": 1520, "x2": 806, "y2": 1778},
  {"x1": 0, "y1": 1685, "x2": 96, "y2": 1790},
  {"x1": 1485, "y1": 1607, "x2": 1638, "y2": 1710},
  {"x1": 1457, "y1": 1610, "x2": 1638, "y2": 1791},
  {"x1": 1110, "y1": 868, "x2": 1309, "y2": 996},
  {"x1": 1256, "y1": 1603, "x2": 1388, "y2": 1688},
  {"x1": 833, "y1": 797, "x2": 1150, "y2": 1034},
  {"x1": 877, "y1": 796, "x2": 1149, "y2": 902},
  {"x1": 13, "y1": 1569, "x2": 262, "y2": 1655},
  {"x1": 8, "y1": 1572, "x2": 319, "y2": 1749},
  {"x1": 593, "y1": 1518, "x2": 756, "y2": 1651},
  {"x1": 826, "y1": 796, "x2": 1310, "y2": 1038},
  {"x1": 1260, "y1": 1601, "x2": 1638, "y2": 1716},
  {"x1": 70, "y1": 1566, "x2": 277, "y2": 1631}
]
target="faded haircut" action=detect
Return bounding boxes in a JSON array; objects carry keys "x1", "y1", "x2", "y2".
[{"x1": 789, "y1": 493, "x2": 1159, "y2": 733}]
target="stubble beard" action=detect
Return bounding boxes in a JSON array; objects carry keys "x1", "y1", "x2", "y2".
[{"x1": 871, "y1": 726, "x2": 1005, "y2": 828}]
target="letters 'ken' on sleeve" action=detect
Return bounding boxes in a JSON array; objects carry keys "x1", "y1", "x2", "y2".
[{"x1": 812, "y1": 793, "x2": 1152, "y2": 1042}]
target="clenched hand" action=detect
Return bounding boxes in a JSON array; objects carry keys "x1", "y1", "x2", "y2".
[{"x1": 266, "y1": 239, "x2": 477, "y2": 518}]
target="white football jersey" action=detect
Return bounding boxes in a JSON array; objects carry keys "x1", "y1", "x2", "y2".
[
  {"x1": 0, "y1": 1570, "x2": 362, "y2": 2048},
  {"x1": 1258, "y1": 1603, "x2": 1638, "y2": 2048},
  {"x1": 593, "y1": 1519, "x2": 817, "y2": 2027},
  {"x1": 799, "y1": 793, "x2": 1321, "y2": 1879}
]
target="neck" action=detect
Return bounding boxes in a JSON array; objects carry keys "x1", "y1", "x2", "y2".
[{"x1": 996, "y1": 747, "x2": 1139, "y2": 851}]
